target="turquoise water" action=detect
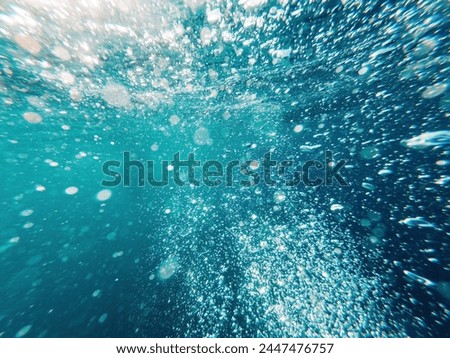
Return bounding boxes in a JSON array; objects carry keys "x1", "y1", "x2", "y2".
[{"x1": 0, "y1": 0, "x2": 449, "y2": 337}]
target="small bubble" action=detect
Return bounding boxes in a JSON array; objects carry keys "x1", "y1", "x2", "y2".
[
  {"x1": 169, "y1": 115, "x2": 180, "y2": 125},
  {"x1": 70, "y1": 88, "x2": 82, "y2": 102},
  {"x1": 102, "y1": 83, "x2": 130, "y2": 108},
  {"x1": 98, "y1": 313, "x2": 108, "y2": 324},
  {"x1": 96, "y1": 189, "x2": 112, "y2": 201},
  {"x1": 274, "y1": 191, "x2": 286, "y2": 204},
  {"x1": 20, "y1": 209, "x2": 33, "y2": 217},
  {"x1": 330, "y1": 204, "x2": 344, "y2": 211},
  {"x1": 422, "y1": 83, "x2": 447, "y2": 99},
  {"x1": 15, "y1": 324, "x2": 32, "y2": 338},
  {"x1": 65, "y1": 186, "x2": 79, "y2": 195},
  {"x1": 52, "y1": 46, "x2": 71, "y2": 61},
  {"x1": 151, "y1": 143, "x2": 159, "y2": 152},
  {"x1": 15, "y1": 35, "x2": 41, "y2": 55},
  {"x1": 23, "y1": 222, "x2": 34, "y2": 229},
  {"x1": 249, "y1": 161, "x2": 259, "y2": 170},
  {"x1": 293, "y1": 124, "x2": 304, "y2": 133},
  {"x1": 358, "y1": 66, "x2": 369, "y2": 76},
  {"x1": 60, "y1": 71, "x2": 75, "y2": 85},
  {"x1": 23, "y1": 112, "x2": 42, "y2": 124}
]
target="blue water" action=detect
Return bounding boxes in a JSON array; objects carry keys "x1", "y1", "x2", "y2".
[{"x1": 0, "y1": 0, "x2": 449, "y2": 338}]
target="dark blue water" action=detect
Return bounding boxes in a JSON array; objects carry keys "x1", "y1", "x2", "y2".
[{"x1": 0, "y1": 0, "x2": 449, "y2": 338}]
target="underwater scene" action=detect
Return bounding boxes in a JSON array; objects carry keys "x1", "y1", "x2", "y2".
[{"x1": 0, "y1": 0, "x2": 449, "y2": 338}]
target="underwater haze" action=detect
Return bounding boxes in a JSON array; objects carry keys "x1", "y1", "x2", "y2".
[{"x1": 0, "y1": 0, "x2": 449, "y2": 338}]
